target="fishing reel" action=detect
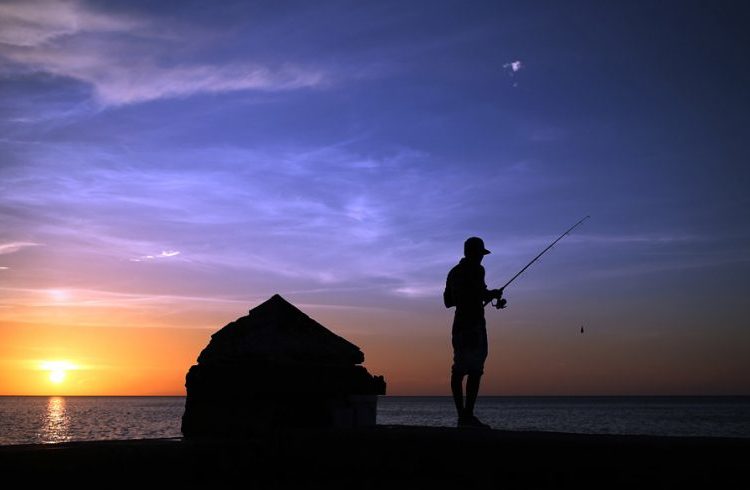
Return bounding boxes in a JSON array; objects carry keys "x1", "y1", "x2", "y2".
[{"x1": 490, "y1": 288, "x2": 507, "y2": 309}]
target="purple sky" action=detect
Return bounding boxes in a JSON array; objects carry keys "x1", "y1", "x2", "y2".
[{"x1": 1, "y1": 0, "x2": 749, "y2": 394}]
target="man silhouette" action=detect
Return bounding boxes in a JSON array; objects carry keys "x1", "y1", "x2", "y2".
[{"x1": 444, "y1": 237, "x2": 505, "y2": 428}]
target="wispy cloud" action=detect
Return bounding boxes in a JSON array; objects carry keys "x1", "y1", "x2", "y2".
[
  {"x1": 393, "y1": 283, "x2": 443, "y2": 298},
  {"x1": 6, "y1": 133, "x2": 735, "y2": 309},
  {"x1": 0, "y1": 0, "x2": 328, "y2": 105},
  {"x1": 0, "y1": 285, "x2": 248, "y2": 309},
  {"x1": 96, "y1": 64, "x2": 325, "y2": 105},
  {"x1": 0, "y1": 0, "x2": 138, "y2": 47},
  {"x1": 0, "y1": 241, "x2": 40, "y2": 255},
  {"x1": 0, "y1": 285, "x2": 260, "y2": 330},
  {"x1": 130, "y1": 250, "x2": 181, "y2": 262},
  {"x1": 0, "y1": 140, "x2": 518, "y2": 293},
  {"x1": 3, "y1": 51, "x2": 327, "y2": 105}
]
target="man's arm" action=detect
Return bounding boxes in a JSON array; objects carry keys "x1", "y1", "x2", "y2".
[
  {"x1": 482, "y1": 288, "x2": 505, "y2": 305},
  {"x1": 480, "y1": 267, "x2": 495, "y2": 303},
  {"x1": 480, "y1": 267, "x2": 507, "y2": 308}
]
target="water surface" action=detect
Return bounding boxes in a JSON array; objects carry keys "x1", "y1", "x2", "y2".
[{"x1": 2, "y1": 396, "x2": 749, "y2": 446}]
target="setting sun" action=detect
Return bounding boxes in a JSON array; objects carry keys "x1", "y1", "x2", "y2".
[{"x1": 40, "y1": 361, "x2": 77, "y2": 385}]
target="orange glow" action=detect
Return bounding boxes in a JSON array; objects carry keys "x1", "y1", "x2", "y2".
[
  {"x1": 1, "y1": 297, "x2": 749, "y2": 396},
  {"x1": 0, "y1": 304, "x2": 214, "y2": 395}
]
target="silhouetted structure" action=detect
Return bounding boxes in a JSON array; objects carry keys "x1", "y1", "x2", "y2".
[{"x1": 181, "y1": 294, "x2": 385, "y2": 436}]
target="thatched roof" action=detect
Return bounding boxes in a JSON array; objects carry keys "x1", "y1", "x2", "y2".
[{"x1": 197, "y1": 294, "x2": 364, "y2": 366}]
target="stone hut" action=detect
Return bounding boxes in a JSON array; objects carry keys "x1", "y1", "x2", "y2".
[{"x1": 181, "y1": 294, "x2": 386, "y2": 436}]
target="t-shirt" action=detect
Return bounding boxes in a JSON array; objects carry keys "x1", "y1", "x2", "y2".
[{"x1": 445, "y1": 257, "x2": 489, "y2": 324}]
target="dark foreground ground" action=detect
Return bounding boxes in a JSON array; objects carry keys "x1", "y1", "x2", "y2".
[{"x1": 1, "y1": 426, "x2": 748, "y2": 489}]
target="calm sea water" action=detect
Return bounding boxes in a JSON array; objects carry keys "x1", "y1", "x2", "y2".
[{"x1": 1, "y1": 396, "x2": 749, "y2": 446}]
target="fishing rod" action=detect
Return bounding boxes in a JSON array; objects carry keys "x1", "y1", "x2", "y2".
[{"x1": 486, "y1": 215, "x2": 590, "y2": 308}]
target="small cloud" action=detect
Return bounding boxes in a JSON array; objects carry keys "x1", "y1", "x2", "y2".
[
  {"x1": 393, "y1": 284, "x2": 442, "y2": 298},
  {"x1": 131, "y1": 250, "x2": 181, "y2": 262},
  {"x1": 502, "y1": 60, "x2": 524, "y2": 87},
  {"x1": 503, "y1": 60, "x2": 523, "y2": 73},
  {"x1": 0, "y1": 266, "x2": 9, "y2": 270},
  {"x1": 0, "y1": 241, "x2": 40, "y2": 255}
]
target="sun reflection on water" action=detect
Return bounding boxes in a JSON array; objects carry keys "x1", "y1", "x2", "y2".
[{"x1": 41, "y1": 396, "x2": 71, "y2": 443}]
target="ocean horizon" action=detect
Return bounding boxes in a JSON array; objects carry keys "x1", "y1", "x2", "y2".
[{"x1": 1, "y1": 395, "x2": 749, "y2": 446}]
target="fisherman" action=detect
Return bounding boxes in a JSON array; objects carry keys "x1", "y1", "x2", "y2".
[{"x1": 444, "y1": 237, "x2": 505, "y2": 429}]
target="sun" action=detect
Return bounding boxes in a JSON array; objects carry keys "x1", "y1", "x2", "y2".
[
  {"x1": 40, "y1": 361, "x2": 77, "y2": 385},
  {"x1": 49, "y1": 369, "x2": 66, "y2": 384}
]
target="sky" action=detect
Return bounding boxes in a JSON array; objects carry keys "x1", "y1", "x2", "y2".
[{"x1": 1, "y1": 0, "x2": 749, "y2": 396}]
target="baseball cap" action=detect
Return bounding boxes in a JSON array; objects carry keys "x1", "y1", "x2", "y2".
[{"x1": 464, "y1": 236, "x2": 491, "y2": 256}]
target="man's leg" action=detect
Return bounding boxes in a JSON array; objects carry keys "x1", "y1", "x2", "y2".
[
  {"x1": 465, "y1": 373, "x2": 481, "y2": 416},
  {"x1": 451, "y1": 372, "x2": 465, "y2": 417},
  {"x1": 462, "y1": 323, "x2": 489, "y2": 427},
  {"x1": 463, "y1": 372, "x2": 489, "y2": 428}
]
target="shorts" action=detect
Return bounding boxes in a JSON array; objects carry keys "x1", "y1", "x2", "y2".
[{"x1": 451, "y1": 317, "x2": 488, "y2": 376}]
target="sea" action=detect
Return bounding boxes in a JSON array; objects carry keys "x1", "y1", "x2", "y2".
[{"x1": 1, "y1": 396, "x2": 749, "y2": 446}]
